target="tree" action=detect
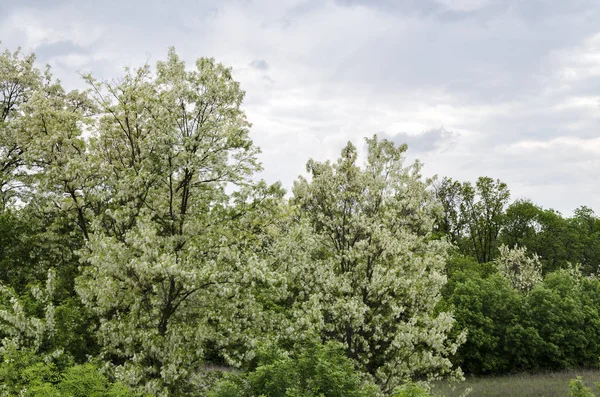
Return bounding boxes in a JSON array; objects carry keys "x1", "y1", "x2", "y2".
[
  {"x1": 0, "y1": 48, "x2": 41, "y2": 210},
  {"x1": 0, "y1": 346, "x2": 143, "y2": 397},
  {"x1": 500, "y1": 199, "x2": 543, "y2": 249},
  {"x1": 70, "y1": 49, "x2": 280, "y2": 395},
  {"x1": 460, "y1": 177, "x2": 510, "y2": 263},
  {"x1": 570, "y1": 206, "x2": 600, "y2": 275},
  {"x1": 435, "y1": 177, "x2": 509, "y2": 263},
  {"x1": 494, "y1": 244, "x2": 542, "y2": 293},
  {"x1": 499, "y1": 202, "x2": 600, "y2": 274},
  {"x1": 443, "y1": 270, "x2": 543, "y2": 375},
  {"x1": 288, "y1": 136, "x2": 463, "y2": 393},
  {"x1": 0, "y1": 46, "x2": 283, "y2": 395},
  {"x1": 432, "y1": 177, "x2": 463, "y2": 243},
  {"x1": 444, "y1": 261, "x2": 600, "y2": 375}
]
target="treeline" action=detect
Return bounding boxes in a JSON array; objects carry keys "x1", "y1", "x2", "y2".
[
  {"x1": 435, "y1": 176, "x2": 600, "y2": 274},
  {"x1": 434, "y1": 177, "x2": 600, "y2": 375},
  {"x1": 0, "y1": 46, "x2": 598, "y2": 397}
]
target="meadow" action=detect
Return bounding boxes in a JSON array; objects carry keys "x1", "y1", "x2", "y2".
[{"x1": 433, "y1": 370, "x2": 600, "y2": 397}]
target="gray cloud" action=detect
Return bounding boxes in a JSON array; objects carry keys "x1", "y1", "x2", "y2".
[
  {"x1": 1, "y1": 0, "x2": 600, "y2": 214},
  {"x1": 249, "y1": 59, "x2": 269, "y2": 70},
  {"x1": 383, "y1": 128, "x2": 455, "y2": 153},
  {"x1": 33, "y1": 40, "x2": 91, "y2": 60}
]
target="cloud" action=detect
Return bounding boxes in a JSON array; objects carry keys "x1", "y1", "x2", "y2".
[
  {"x1": 1, "y1": 0, "x2": 600, "y2": 214},
  {"x1": 249, "y1": 59, "x2": 269, "y2": 70},
  {"x1": 509, "y1": 136, "x2": 600, "y2": 155},
  {"x1": 383, "y1": 128, "x2": 456, "y2": 153},
  {"x1": 34, "y1": 40, "x2": 91, "y2": 59},
  {"x1": 436, "y1": 0, "x2": 493, "y2": 12}
]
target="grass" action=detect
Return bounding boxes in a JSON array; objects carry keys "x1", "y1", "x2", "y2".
[{"x1": 431, "y1": 370, "x2": 600, "y2": 397}]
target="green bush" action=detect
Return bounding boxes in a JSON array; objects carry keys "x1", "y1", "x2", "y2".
[
  {"x1": 392, "y1": 382, "x2": 433, "y2": 397},
  {"x1": 569, "y1": 376, "x2": 596, "y2": 397},
  {"x1": 444, "y1": 265, "x2": 600, "y2": 375},
  {"x1": 0, "y1": 346, "x2": 141, "y2": 397},
  {"x1": 443, "y1": 270, "x2": 526, "y2": 374},
  {"x1": 208, "y1": 341, "x2": 382, "y2": 397}
]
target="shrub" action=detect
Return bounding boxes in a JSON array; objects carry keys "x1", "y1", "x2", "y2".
[
  {"x1": 0, "y1": 346, "x2": 141, "y2": 397},
  {"x1": 208, "y1": 340, "x2": 382, "y2": 397},
  {"x1": 392, "y1": 382, "x2": 433, "y2": 397},
  {"x1": 569, "y1": 376, "x2": 596, "y2": 397},
  {"x1": 445, "y1": 265, "x2": 600, "y2": 375}
]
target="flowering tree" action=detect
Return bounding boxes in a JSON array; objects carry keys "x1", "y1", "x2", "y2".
[
  {"x1": 72, "y1": 49, "x2": 283, "y2": 395},
  {"x1": 495, "y1": 244, "x2": 542, "y2": 293},
  {"x1": 1, "y1": 47, "x2": 283, "y2": 395},
  {"x1": 0, "y1": 48, "x2": 42, "y2": 209},
  {"x1": 288, "y1": 136, "x2": 464, "y2": 392},
  {"x1": 0, "y1": 47, "x2": 465, "y2": 396}
]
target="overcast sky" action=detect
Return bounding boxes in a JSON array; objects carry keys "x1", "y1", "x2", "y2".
[{"x1": 1, "y1": 0, "x2": 599, "y2": 215}]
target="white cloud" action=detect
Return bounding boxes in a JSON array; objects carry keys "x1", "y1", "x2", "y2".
[
  {"x1": 0, "y1": 9, "x2": 103, "y2": 50},
  {"x1": 436, "y1": 0, "x2": 493, "y2": 12},
  {"x1": 510, "y1": 136, "x2": 600, "y2": 154},
  {"x1": 1, "y1": 0, "x2": 600, "y2": 214}
]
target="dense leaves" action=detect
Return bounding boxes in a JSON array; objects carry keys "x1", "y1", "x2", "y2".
[
  {"x1": 0, "y1": 47, "x2": 468, "y2": 396},
  {"x1": 208, "y1": 341, "x2": 381, "y2": 397},
  {"x1": 500, "y1": 201, "x2": 600, "y2": 274},
  {"x1": 1, "y1": 44, "x2": 600, "y2": 396},
  {"x1": 0, "y1": 346, "x2": 142, "y2": 397},
  {"x1": 444, "y1": 262, "x2": 600, "y2": 375},
  {"x1": 288, "y1": 137, "x2": 463, "y2": 392},
  {"x1": 434, "y1": 176, "x2": 510, "y2": 263}
]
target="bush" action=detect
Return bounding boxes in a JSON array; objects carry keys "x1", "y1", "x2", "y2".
[
  {"x1": 208, "y1": 341, "x2": 382, "y2": 397},
  {"x1": 444, "y1": 265, "x2": 600, "y2": 375},
  {"x1": 0, "y1": 346, "x2": 141, "y2": 397},
  {"x1": 569, "y1": 376, "x2": 596, "y2": 397},
  {"x1": 443, "y1": 270, "x2": 526, "y2": 374},
  {"x1": 392, "y1": 382, "x2": 433, "y2": 397}
]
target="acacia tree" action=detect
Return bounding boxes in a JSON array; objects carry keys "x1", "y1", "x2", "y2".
[
  {"x1": 0, "y1": 48, "x2": 41, "y2": 210},
  {"x1": 288, "y1": 136, "x2": 464, "y2": 393},
  {"x1": 0, "y1": 47, "x2": 283, "y2": 395},
  {"x1": 71, "y1": 49, "x2": 285, "y2": 395},
  {"x1": 495, "y1": 244, "x2": 542, "y2": 293}
]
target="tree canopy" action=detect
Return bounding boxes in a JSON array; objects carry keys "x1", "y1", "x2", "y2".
[{"x1": 0, "y1": 45, "x2": 599, "y2": 396}]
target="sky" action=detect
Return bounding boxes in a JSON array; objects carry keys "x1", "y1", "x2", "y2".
[{"x1": 1, "y1": 0, "x2": 599, "y2": 215}]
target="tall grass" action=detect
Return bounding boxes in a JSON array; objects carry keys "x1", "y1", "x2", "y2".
[{"x1": 432, "y1": 370, "x2": 600, "y2": 397}]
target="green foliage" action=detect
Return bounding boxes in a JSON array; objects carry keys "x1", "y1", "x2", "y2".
[
  {"x1": 0, "y1": 211, "x2": 39, "y2": 292},
  {"x1": 5, "y1": 43, "x2": 600, "y2": 395},
  {"x1": 444, "y1": 271, "x2": 528, "y2": 374},
  {"x1": 0, "y1": 207, "x2": 82, "y2": 296},
  {"x1": 437, "y1": 184, "x2": 600, "y2": 275},
  {"x1": 525, "y1": 269, "x2": 600, "y2": 369},
  {"x1": 0, "y1": 263, "x2": 97, "y2": 365},
  {"x1": 444, "y1": 253, "x2": 496, "y2": 281},
  {"x1": 500, "y1": 199, "x2": 543, "y2": 249},
  {"x1": 500, "y1": 201, "x2": 600, "y2": 275},
  {"x1": 208, "y1": 341, "x2": 381, "y2": 397},
  {"x1": 0, "y1": 46, "x2": 283, "y2": 394},
  {"x1": 434, "y1": 176, "x2": 510, "y2": 263},
  {"x1": 286, "y1": 136, "x2": 464, "y2": 392},
  {"x1": 445, "y1": 265, "x2": 600, "y2": 375},
  {"x1": 0, "y1": 346, "x2": 141, "y2": 397},
  {"x1": 391, "y1": 382, "x2": 433, "y2": 397},
  {"x1": 569, "y1": 376, "x2": 596, "y2": 397}
]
